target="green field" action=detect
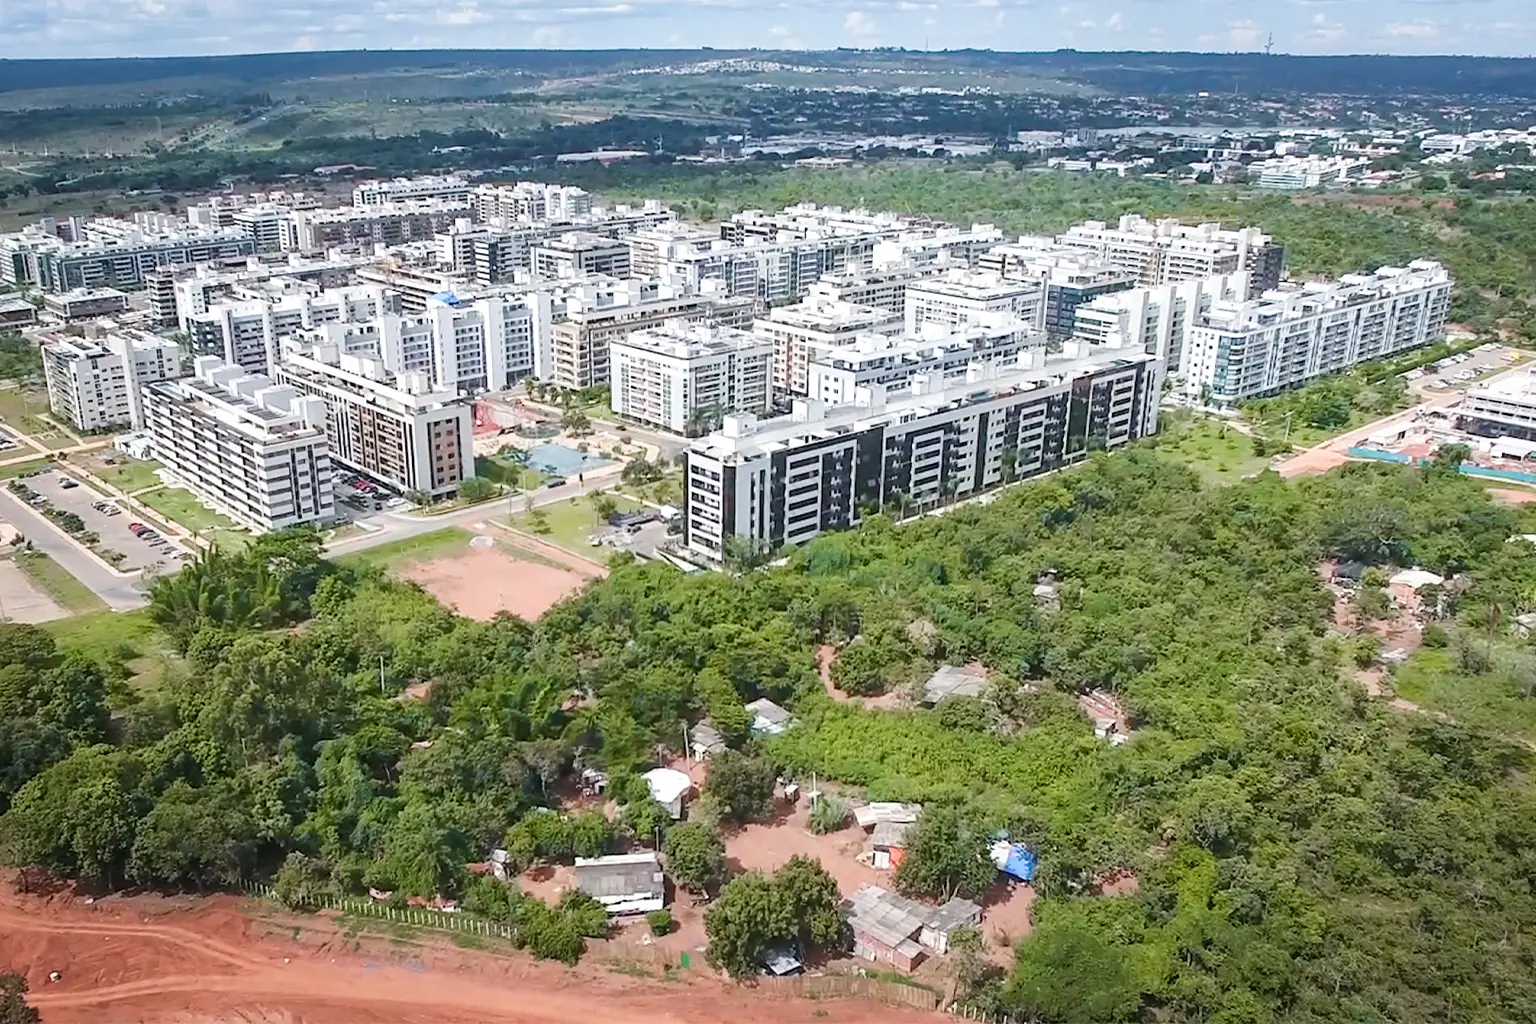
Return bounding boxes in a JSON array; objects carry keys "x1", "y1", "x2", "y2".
[
  {"x1": 1391, "y1": 647, "x2": 1536, "y2": 744},
  {"x1": 13, "y1": 550, "x2": 105, "y2": 614},
  {"x1": 335, "y1": 527, "x2": 475, "y2": 571},
  {"x1": 137, "y1": 486, "x2": 238, "y2": 533},
  {"x1": 0, "y1": 457, "x2": 49, "y2": 480},
  {"x1": 505, "y1": 494, "x2": 640, "y2": 553},
  {"x1": 1154, "y1": 417, "x2": 1277, "y2": 486},
  {"x1": 80, "y1": 455, "x2": 163, "y2": 492},
  {"x1": 476, "y1": 455, "x2": 549, "y2": 492},
  {"x1": 0, "y1": 386, "x2": 72, "y2": 449},
  {"x1": 43, "y1": 606, "x2": 181, "y2": 690}
]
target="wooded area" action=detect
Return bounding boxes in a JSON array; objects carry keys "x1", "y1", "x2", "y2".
[{"x1": 2, "y1": 445, "x2": 1535, "y2": 1022}]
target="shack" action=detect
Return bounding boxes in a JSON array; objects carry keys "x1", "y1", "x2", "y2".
[
  {"x1": 643, "y1": 767, "x2": 693, "y2": 819},
  {"x1": 921, "y1": 665, "x2": 988, "y2": 706},
  {"x1": 574, "y1": 852, "x2": 667, "y2": 915},
  {"x1": 845, "y1": 885, "x2": 984, "y2": 969},
  {"x1": 744, "y1": 697, "x2": 794, "y2": 736}
]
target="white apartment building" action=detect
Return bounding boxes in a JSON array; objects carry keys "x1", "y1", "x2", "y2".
[
  {"x1": 1181, "y1": 260, "x2": 1452, "y2": 407},
  {"x1": 1056, "y1": 215, "x2": 1286, "y2": 294},
  {"x1": 185, "y1": 285, "x2": 396, "y2": 375},
  {"x1": 683, "y1": 344, "x2": 1162, "y2": 564},
  {"x1": 42, "y1": 328, "x2": 182, "y2": 432},
  {"x1": 0, "y1": 216, "x2": 257, "y2": 292},
  {"x1": 474, "y1": 182, "x2": 594, "y2": 223},
  {"x1": 233, "y1": 205, "x2": 286, "y2": 253},
  {"x1": 628, "y1": 224, "x2": 879, "y2": 305},
  {"x1": 151, "y1": 252, "x2": 378, "y2": 329},
  {"x1": 720, "y1": 203, "x2": 918, "y2": 245},
  {"x1": 805, "y1": 319, "x2": 1044, "y2": 407},
  {"x1": 807, "y1": 264, "x2": 943, "y2": 315},
  {"x1": 547, "y1": 278, "x2": 717, "y2": 391},
  {"x1": 532, "y1": 231, "x2": 632, "y2": 280},
  {"x1": 1071, "y1": 274, "x2": 1247, "y2": 375},
  {"x1": 978, "y1": 238, "x2": 1136, "y2": 341},
  {"x1": 282, "y1": 199, "x2": 474, "y2": 252},
  {"x1": 905, "y1": 270, "x2": 1046, "y2": 336},
  {"x1": 353, "y1": 176, "x2": 472, "y2": 207},
  {"x1": 755, "y1": 295, "x2": 904, "y2": 398},
  {"x1": 291, "y1": 292, "x2": 549, "y2": 394},
  {"x1": 273, "y1": 342, "x2": 475, "y2": 497},
  {"x1": 143, "y1": 357, "x2": 335, "y2": 533},
  {"x1": 610, "y1": 323, "x2": 773, "y2": 434},
  {"x1": 1253, "y1": 156, "x2": 1367, "y2": 191}
]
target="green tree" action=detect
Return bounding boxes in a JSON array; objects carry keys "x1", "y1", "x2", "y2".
[
  {"x1": 705, "y1": 870, "x2": 787, "y2": 978},
  {"x1": 0, "y1": 971, "x2": 39, "y2": 1024},
  {"x1": 1005, "y1": 907, "x2": 1140, "y2": 1024},
  {"x1": 894, "y1": 806, "x2": 996, "y2": 901},
  {"x1": 457, "y1": 476, "x2": 495, "y2": 501},
  {"x1": 662, "y1": 820, "x2": 725, "y2": 893},
  {"x1": 704, "y1": 750, "x2": 777, "y2": 823},
  {"x1": 772, "y1": 854, "x2": 844, "y2": 955}
]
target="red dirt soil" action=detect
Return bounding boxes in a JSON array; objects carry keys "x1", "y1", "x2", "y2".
[
  {"x1": 404, "y1": 546, "x2": 588, "y2": 621},
  {"x1": 1488, "y1": 487, "x2": 1536, "y2": 506},
  {"x1": 0, "y1": 887, "x2": 942, "y2": 1024}
]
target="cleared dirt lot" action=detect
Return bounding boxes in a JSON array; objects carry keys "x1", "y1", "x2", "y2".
[
  {"x1": 1, "y1": 885, "x2": 935, "y2": 1024},
  {"x1": 402, "y1": 537, "x2": 593, "y2": 621},
  {"x1": 26, "y1": 468, "x2": 187, "y2": 573},
  {"x1": 0, "y1": 558, "x2": 66, "y2": 622}
]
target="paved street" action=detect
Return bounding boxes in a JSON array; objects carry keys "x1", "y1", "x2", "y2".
[{"x1": 0, "y1": 489, "x2": 149, "y2": 611}]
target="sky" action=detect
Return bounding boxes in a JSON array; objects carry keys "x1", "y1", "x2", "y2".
[{"x1": 2, "y1": 0, "x2": 1534, "y2": 60}]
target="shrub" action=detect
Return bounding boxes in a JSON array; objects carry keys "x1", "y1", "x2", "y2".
[
  {"x1": 648, "y1": 908, "x2": 673, "y2": 936},
  {"x1": 808, "y1": 794, "x2": 848, "y2": 835}
]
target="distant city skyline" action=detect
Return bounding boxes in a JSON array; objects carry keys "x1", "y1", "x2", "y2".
[{"x1": 2, "y1": 0, "x2": 1533, "y2": 62}]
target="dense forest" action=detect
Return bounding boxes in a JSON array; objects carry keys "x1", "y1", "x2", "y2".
[{"x1": 3, "y1": 444, "x2": 1535, "y2": 1021}]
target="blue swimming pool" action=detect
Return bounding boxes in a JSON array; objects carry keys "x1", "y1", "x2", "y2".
[{"x1": 526, "y1": 443, "x2": 611, "y2": 478}]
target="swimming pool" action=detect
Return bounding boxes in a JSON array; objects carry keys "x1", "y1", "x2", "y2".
[{"x1": 526, "y1": 443, "x2": 612, "y2": 478}]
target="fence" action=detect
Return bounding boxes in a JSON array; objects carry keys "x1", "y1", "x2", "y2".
[
  {"x1": 949, "y1": 1003, "x2": 1032, "y2": 1024},
  {"x1": 755, "y1": 974, "x2": 940, "y2": 1010},
  {"x1": 241, "y1": 881, "x2": 521, "y2": 943},
  {"x1": 1347, "y1": 446, "x2": 1536, "y2": 486}
]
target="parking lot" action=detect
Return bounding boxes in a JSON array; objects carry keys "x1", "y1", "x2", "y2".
[
  {"x1": 1408, "y1": 344, "x2": 1526, "y2": 397},
  {"x1": 334, "y1": 472, "x2": 410, "y2": 520},
  {"x1": 23, "y1": 467, "x2": 189, "y2": 573}
]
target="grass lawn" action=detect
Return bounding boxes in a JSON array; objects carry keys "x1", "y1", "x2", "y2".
[
  {"x1": 1155, "y1": 417, "x2": 1276, "y2": 486},
  {"x1": 13, "y1": 550, "x2": 106, "y2": 614},
  {"x1": 46, "y1": 607, "x2": 182, "y2": 692},
  {"x1": 1391, "y1": 647, "x2": 1536, "y2": 744},
  {"x1": 0, "y1": 385, "x2": 71, "y2": 448},
  {"x1": 0, "y1": 456, "x2": 50, "y2": 479},
  {"x1": 505, "y1": 493, "x2": 641, "y2": 553},
  {"x1": 336, "y1": 527, "x2": 474, "y2": 571},
  {"x1": 476, "y1": 455, "x2": 548, "y2": 492},
  {"x1": 137, "y1": 486, "x2": 238, "y2": 533},
  {"x1": 81, "y1": 455, "x2": 163, "y2": 492},
  {"x1": 209, "y1": 528, "x2": 252, "y2": 552}
]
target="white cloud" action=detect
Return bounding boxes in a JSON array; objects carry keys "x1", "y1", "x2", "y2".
[
  {"x1": 1384, "y1": 17, "x2": 1439, "y2": 36},
  {"x1": 1079, "y1": 18, "x2": 1096, "y2": 28},
  {"x1": 1306, "y1": 11, "x2": 1347, "y2": 41},
  {"x1": 844, "y1": 9, "x2": 876, "y2": 35},
  {"x1": 530, "y1": 24, "x2": 564, "y2": 44},
  {"x1": 1106, "y1": 11, "x2": 1124, "y2": 29},
  {"x1": 1222, "y1": 18, "x2": 1263, "y2": 46},
  {"x1": 769, "y1": 22, "x2": 804, "y2": 45}
]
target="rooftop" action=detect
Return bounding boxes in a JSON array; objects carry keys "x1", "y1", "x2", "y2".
[
  {"x1": 922, "y1": 664, "x2": 989, "y2": 704},
  {"x1": 573, "y1": 852, "x2": 665, "y2": 900},
  {"x1": 612, "y1": 322, "x2": 771, "y2": 361}
]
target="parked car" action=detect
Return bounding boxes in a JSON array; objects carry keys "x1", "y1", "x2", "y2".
[
  {"x1": 60, "y1": 478, "x2": 78, "y2": 490},
  {"x1": 546, "y1": 478, "x2": 568, "y2": 489}
]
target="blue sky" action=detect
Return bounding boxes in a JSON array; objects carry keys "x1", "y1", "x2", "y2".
[{"x1": 4, "y1": 0, "x2": 1533, "y2": 60}]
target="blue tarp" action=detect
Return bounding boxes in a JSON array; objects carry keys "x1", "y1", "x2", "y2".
[{"x1": 992, "y1": 842, "x2": 1038, "y2": 882}]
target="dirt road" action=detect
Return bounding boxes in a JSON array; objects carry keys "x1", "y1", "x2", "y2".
[{"x1": 0, "y1": 890, "x2": 936, "y2": 1024}]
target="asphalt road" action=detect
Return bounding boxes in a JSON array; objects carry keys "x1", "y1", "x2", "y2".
[{"x1": 0, "y1": 489, "x2": 149, "y2": 611}]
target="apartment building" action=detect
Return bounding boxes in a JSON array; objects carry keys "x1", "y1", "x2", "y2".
[
  {"x1": 1460, "y1": 369, "x2": 1536, "y2": 440},
  {"x1": 547, "y1": 279, "x2": 714, "y2": 391},
  {"x1": 1253, "y1": 156, "x2": 1367, "y2": 191},
  {"x1": 436, "y1": 222, "x2": 541, "y2": 285},
  {"x1": 282, "y1": 199, "x2": 474, "y2": 252},
  {"x1": 233, "y1": 205, "x2": 286, "y2": 253},
  {"x1": 805, "y1": 319, "x2": 1044, "y2": 407},
  {"x1": 143, "y1": 357, "x2": 334, "y2": 533},
  {"x1": 474, "y1": 182, "x2": 595, "y2": 223},
  {"x1": 42, "y1": 287, "x2": 131, "y2": 322},
  {"x1": 807, "y1": 264, "x2": 943, "y2": 315},
  {"x1": 353, "y1": 176, "x2": 472, "y2": 207},
  {"x1": 0, "y1": 217, "x2": 257, "y2": 292},
  {"x1": 291, "y1": 291, "x2": 549, "y2": 394},
  {"x1": 754, "y1": 295, "x2": 905, "y2": 398},
  {"x1": 185, "y1": 285, "x2": 397, "y2": 374},
  {"x1": 1071, "y1": 274, "x2": 1247, "y2": 375},
  {"x1": 1057, "y1": 215, "x2": 1286, "y2": 293},
  {"x1": 682, "y1": 344, "x2": 1162, "y2": 563},
  {"x1": 532, "y1": 232, "x2": 632, "y2": 280},
  {"x1": 721, "y1": 203, "x2": 918, "y2": 245},
  {"x1": 905, "y1": 270, "x2": 1046, "y2": 336},
  {"x1": 150, "y1": 253, "x2": 376, "y2": 330},
  {"x1": 628, "y1": 224, "x2": 879, "y2": 305},
  {"x1": 42, "y1": 328, "x2": 182, "y2": 432},
  {"x1": 978, "y1": 238, "x2": 1135, "y2": 341},
  {"x1": 609, "y1": 324, "x2": 773, "y2": 434},
  {"x1": 1181, "y1": 260, "x2": 1451, "y2": 407},
  {"x1": 872, "y1": 223, "x2": 1007, "y2": 270},
  {"x1": 273, "y1": 342, "x2": 474, "y2": 496}
]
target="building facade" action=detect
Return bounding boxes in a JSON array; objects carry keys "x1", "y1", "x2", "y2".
[
  {"x1": 1056, "y1": 215, "x2": 1286, "y2": 294},
  {"x1": 353, "y1": 176, "x2": 472, "y2": 207},
  {"x1": 805, "y1": 320, "x2": 1044, "y2": 407},
  {"x1": 42, "y1": 329, "x2": 182, "y2": 432},
  {"x1": 1181, "y1": 260, "x2": 1451, "y2": 406},
  {"x1": 143, "y1": 357, "x2": 335, "y2": 533},
  {"x1": 273, "y1": 343, "x2": 475, "y2": 497},
  {"x1": 609, "y1": 323, "x2": 773, "y2": 434},
  {"x1": 754, "y1": 295, "x2": 905, "y2": 398},
  {"x1": 904, "y1": 270, "x2": 1046, "y2": 336},
  {"x1": 683, "y1": 345, "x2": 1162, "y2": 563}
]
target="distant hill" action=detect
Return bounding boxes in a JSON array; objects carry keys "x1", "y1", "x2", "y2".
[{"x1": 0, "y1": 49, "x2": 1533, "y2": 101}]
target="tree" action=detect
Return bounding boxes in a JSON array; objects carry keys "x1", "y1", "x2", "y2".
[
  {"x1": 0, "y1": 971, "x2": 39, "y2": 1024},
  {"x1": 272, "y1": 852, "x2": 334, "y2": 909},
  {"x1": 895, "y1": 807, "x2": 996, "y2": 901},
  {"x1": 950, "y1": 926, "x2": 988, "y2": 1000},
  {"x1": 620, "y1": 797, "x2": 672, "y2": 849},
  {"x1": 0, "y1": 745, "x2": 139, "y2": 885},
  {"x1": 457, "y1": 476, "x2": 495, "y2": 502},
  {"x1": 561, "y1": 408, "x2": 591, "y2": 435},
  {"x1": 772, "y1": 854, "x2": 844, "y2": 955},
  {"x1": 621, "y1": 456, "x2": 664, "y2": 487},
  {"x1": 1005, "y1": 907, "x2": 1140, "y2": 1024},
  {"x1": 705, "y1": 870, "x2": 787, "y2": 978},
  {"x1": 127, "y1": 782, "x2": 258, "y2": 890},
  {"x1": 704, "y1": 750, "x2": 777, "y2": 823},
  {"x1": 662, "y1": 820, "x2": 725, "y2": 893}
]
